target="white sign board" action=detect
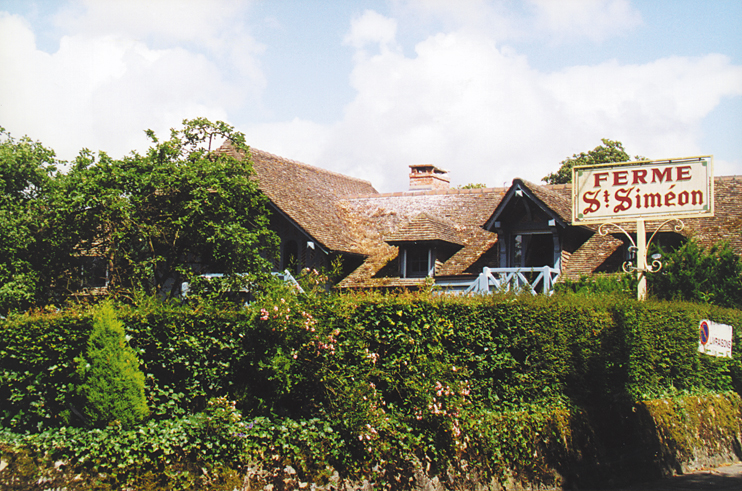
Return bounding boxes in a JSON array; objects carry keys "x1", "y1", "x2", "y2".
[
  {"x1": 698, "y1": 320, "x2": 733, "y2": 358},
  {"x1": 572, "y1": 156, "x2": 714, "y2": 224}
]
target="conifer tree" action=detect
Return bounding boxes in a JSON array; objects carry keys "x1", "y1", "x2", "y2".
[{"x1": 77, "y1": 303, "x2": 148, "y2": 428}]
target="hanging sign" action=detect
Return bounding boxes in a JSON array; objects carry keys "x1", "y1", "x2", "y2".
[
  {"x1": 572, "y1": 156, "x2": 714, "y2": 224},
  {"x1": 698, "y1": 319, "x2": 733, "y2": 358}
]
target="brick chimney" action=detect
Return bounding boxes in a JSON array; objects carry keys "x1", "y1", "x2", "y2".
[{"x1": 409, "y1": 164, "x2": 450, "y2": 191}]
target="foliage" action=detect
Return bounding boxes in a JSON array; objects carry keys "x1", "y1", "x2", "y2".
[
  {"x1": 48, "y1": 118, "x2": 279, "y2": 297},
  {"x1": 2, "y1": 393, "x2": 740, "y2": 490},
  {"x1": 650, "y1": 238, "x2": 742, "y2": 309},
  {"x1": 0, "y1": 128, "x2": 58, "y2": 313},
  {"x1": 2, "y1": 293, "x2": 742, "y2": 487},
  {"x1": 76, "y1": 303, "x2": 148, "y2": 429},
  {"x1": 457, "y1": 182, "x2": 487, "y2": 189},
  {"x1": 554, "y1": 272, "x2": 637, "y2": 298},
  {"x1": 542, "y1": 138, "x2": 642, "y2": 185},
  {"x1": 0, "y1": 395, "x2": 344, "y2": 490}
]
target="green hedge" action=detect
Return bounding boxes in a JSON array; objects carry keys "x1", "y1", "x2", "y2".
[
  {"x1": 1, "y1": 292, "x2": 741, "y2": 487},
  {"x1": 2, "y1": 292, "x2": 741, "y2": 431}
]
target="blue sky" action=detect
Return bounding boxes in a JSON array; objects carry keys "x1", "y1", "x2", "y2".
[{"x1": 1, "y1": 0, "x2": 740, "y2": 191}]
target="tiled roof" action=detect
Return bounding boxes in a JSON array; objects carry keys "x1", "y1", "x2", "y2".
[
  {"x1": 519, "y1": 180, "x2": 573, "y2": 222},
  {"x1": 385, "y1": 213, "x2": 464, "y2": 246},
  {"x1": 437, "y1": 228, "x2": 498, "y2": 276},
  {"x1": 336, "y1": 188, "x2": 505, "y2": 287},
  {"x1": 219, "y1": 140, "x2": 740, "y2": 287},
  {"x1": 561, "y1": 233, "x2": 624, "y2": 281},
  {"x1": 684, "y1": 176, "x2": 742, "y2": 255},
  {"x1": 220, "y1": 143, "x2": 378, "y2": 254}
]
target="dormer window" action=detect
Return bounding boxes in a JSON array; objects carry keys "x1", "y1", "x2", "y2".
[
  {"x1": 485, "y1": 179, "x2": 567, "y2": 271},
  {"x1": 385, "y1": 213, "x2": 464, "y2": 280}
]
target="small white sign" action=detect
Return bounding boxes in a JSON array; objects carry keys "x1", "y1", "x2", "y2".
[{"x1": 698, "y1": 320, "x2": 733, "y2": 358}]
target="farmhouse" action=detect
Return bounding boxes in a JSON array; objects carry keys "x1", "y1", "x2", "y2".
[{"x1": 221, "y1": 144, "x2": 742, "y2": 293}]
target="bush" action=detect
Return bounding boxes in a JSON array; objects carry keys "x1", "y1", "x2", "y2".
[
  {"x1": 554, "y1": 272, "x2": 636, "y2": 298},
  {"x1": 76, "y1": 303, "x2": 148, "y2": 428},
  {"x1": 650, "y1": 239, "x2": 742, "y2": 309},
  {"x1": 2, "y1": 292, "x2": 742, "y2": 487}
]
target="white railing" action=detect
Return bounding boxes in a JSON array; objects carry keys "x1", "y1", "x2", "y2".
[{"x1": 436, "y1": 266, "x2": 560, "y2": 296}]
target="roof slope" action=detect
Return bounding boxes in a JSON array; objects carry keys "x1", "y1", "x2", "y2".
[
  {"x1": 686, "y1": 176, "x2": 742, "y2": 255},
  {"x1": 337, "y1": 188, "x2": 505, "y2": 287},
  {"x1": 385, "y1": 212, "x2": 464, "y2": 246},
  {"x1": 523, "y1": 180, "x2": 573, "y2": 222},
  {"x1": 220, "y1": 143, "x2": 378, "y2": 254},
  {"x1": 561, "y1": 233, "x2": 624, "y2": 281}
]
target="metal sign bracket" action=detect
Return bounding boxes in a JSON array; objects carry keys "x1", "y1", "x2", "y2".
[{"x1": 598, "y1": 218, "x2": 685, "y2": 300}]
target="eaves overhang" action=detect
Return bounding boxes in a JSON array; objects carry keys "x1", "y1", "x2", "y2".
[{"x1": 485, "y1": 179, "x2": 569, "y2": 231}]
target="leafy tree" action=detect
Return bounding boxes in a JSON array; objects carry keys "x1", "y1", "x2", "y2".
[
  {"x1": 543, "y1": 138, "x2": 643, "y2": 185},
  {"x1": 76, "y1": 302, "x2": 149, "y2": 428},
  {"x1": 649, "y1": 239, "x2": 742, "y2": 308},
  {"x1": 0, "y1": 128, "x2": 58, "y2": 312},
  {"x1": 52, "y1": 118, "x2": 279, "y2": 297},
  {"x1": 457, "y1": 183, "x2": 487, "y2": 189}
]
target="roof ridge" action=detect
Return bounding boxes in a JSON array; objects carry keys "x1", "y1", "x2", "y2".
[
  {"x1": 347, "y1": 186, "x2": 507, "y2": 199},
  {"x1": 250, "y1": 147, "x2": 376, "y2": 188}
]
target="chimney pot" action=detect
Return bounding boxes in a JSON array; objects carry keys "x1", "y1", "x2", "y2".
[{"x1": 408, "y1": 164, "x2": 450, "y2": 191}]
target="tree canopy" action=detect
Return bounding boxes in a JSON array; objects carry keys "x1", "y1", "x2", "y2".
[
  {"x1": 0, "y1": 119, "x2": 279, "y2": 312},
  {"x1": 542, "y1": 138, "x2": 643, "y2": 185},
  {"x1": 0, "y1": 128, "x2": 58, "y2": 312}
]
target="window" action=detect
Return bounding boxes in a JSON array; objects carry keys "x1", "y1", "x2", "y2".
[
  {"x1": 510, "y1": 233, "x2": 555, "y2": 268},
  {"x1": 78, "y1": 256, "x2": 108, "y2": 288},
  {"x1": 403, "y1": 246, "x2": 431, "y2": 278}
]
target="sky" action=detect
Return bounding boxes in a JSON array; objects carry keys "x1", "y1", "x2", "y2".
[{"x1": 1, "y1": 0, "x2": 741, "y2": 192}]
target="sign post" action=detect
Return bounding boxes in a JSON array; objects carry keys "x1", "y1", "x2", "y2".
[
  {"x1": 572, "y1": 156, "x2": 714, "y2": 300},
  {"x1": 637, "y1": 219, "x2": 646, "y2": 300}
]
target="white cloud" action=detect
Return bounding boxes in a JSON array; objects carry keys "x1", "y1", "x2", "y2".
[
  {"x1": 287, "y1": 10, "x2": 742, "y2": 192},
  {"x1": 55, "y1": 0, "x2": 265, "y2": 89},
  {"x1": 344, "y1": 9, "x2": 399, "y2": 52},
  {"x1": 1, "y1": 1, "x2": 739, "y2": 194},
  {"x1": 528, "y1": 0, "x2": 642, "y2": 43},
  {"x1": 544, "y1": 54, "x2": 742, "y2": 158},
  {"x1": 55, "y1": 0, "x2": 250, "y2": 47},
  {"x1": 244, "y1": 118, "x2": 334, "y2": 166},
  {"x1": 0, "y1": 2, "x2": 263, "y2": 161}
]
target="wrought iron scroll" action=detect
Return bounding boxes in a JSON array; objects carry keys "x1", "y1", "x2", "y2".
[{"x1": 598, "y1": 219, "x2": 685, "y2": 274}]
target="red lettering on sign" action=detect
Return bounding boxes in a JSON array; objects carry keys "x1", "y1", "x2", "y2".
[
  {"x1": 594, "y1": 172, "x2": 609, "y2": 187},
  {"x1": 613, "y1": 171, "x2": 629, "y2": 186},
  {"x1": 613, "y1": 187, "x2": 634, "y2": 213},
  {"x1": 677, "y1": 165, "x2": 692, "y2": 181},
  {"x1": 652, "y1": 167, "x2": 672, "y2": 183},
  {"x1": 665, "y1": 190, "x2": 676, "y2": 206},
  {"x1": 643, "y1": 193, "x2": 661, "y2": 208},
  {"x1": 691, "y1": 190, "x2": 703, "y2": 205},
  {"x1": 632, "y1": 169, "x2": 647, "y2": 184},
  {"x1": 582, "y1": 190, "x2": 600, "y2": 214}
]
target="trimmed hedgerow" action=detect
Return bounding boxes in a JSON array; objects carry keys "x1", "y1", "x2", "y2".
[{"x1": 1, "y1": 290, "x2": 741, "y2": 488}]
